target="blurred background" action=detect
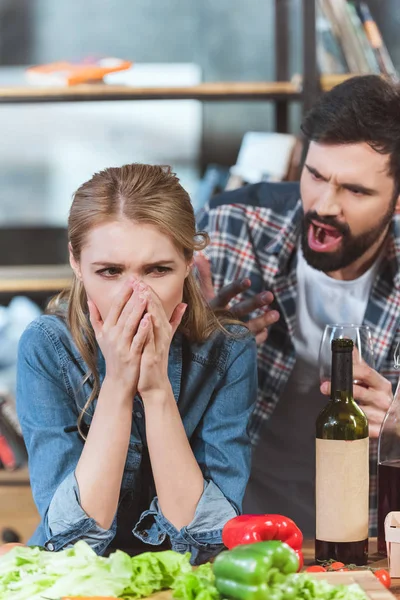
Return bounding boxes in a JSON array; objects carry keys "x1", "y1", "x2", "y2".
[{"x1": 0, "y1": 0, "x2": 397, "y2": 229}]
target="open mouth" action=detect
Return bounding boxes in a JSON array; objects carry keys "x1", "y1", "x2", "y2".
[{"x1": 307, "y1": 220, "x2": 343, "y2": 253}]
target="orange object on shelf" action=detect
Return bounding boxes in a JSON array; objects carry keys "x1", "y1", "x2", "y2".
[{"x1": 26, "y1": 57, "x2": 133, "y2": 86}]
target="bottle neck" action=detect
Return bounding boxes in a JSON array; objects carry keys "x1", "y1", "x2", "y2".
[{"x1": 331, "y1": 350, "x2": 353, "y2": 403}]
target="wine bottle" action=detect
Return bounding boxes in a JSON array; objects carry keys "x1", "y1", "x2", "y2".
[
  {"x1": 315, "y1": 338, "x2": 369, "y2": 565},
  {"x1": 377, "y1": 377, "x2": 400, "y2": 555}
]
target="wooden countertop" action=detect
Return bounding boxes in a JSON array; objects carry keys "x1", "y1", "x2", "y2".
[
  {"x1": 304, "y1": 538, "x2": 388, "y2": 568},
  {"x1": 303, "y1": 539, "x2": 399, "y2": 597},
  {"x1": 0, "y1": 511, "x2": 396, "y2": 597}
]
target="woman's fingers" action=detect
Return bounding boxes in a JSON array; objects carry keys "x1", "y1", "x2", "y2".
[
  {"x1": 146, "y1": 288, "x2": 170, "y2": 342},
  {"x1": 104, "y1": 281, "x2": 135, "y2": 328},
  {"x1": 131, "y1": 313, "x2": 151, "y2": 354},
  {"x1": 127, "y1": 284, "x2": 185, "y2": 349},
  {"x1": 144, "y1": 314, "x2": 156, "y2": 354},
  {"x1": 121, "y1": 302, "x2": 147, "y2": 346},
  {"x1": 87, "y1": 299, "x2": 103, "y2": 337},
  {"x1": 146, "y1": 287, "x2": 164, "y2": 317},
  {"x1": 119, "y1": 284, "x2": 147, "y2": 335}
]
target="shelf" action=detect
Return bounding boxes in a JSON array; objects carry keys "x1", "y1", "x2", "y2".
[
  {"x1": 0, "y1": 74, "x2": 359, "y2": 104},
  {"x1": 0, "y1": 265, "x2": 72, "y2": 293},
  {"x1": 0, "y1": 465, "x2": 30, "y2": 486},
  {"x1": 0, "y1": 81, "x2": 302, "y2": 104},
  {"x1": 320, "y1": 73, "x2": 355, "y2": 91},
  {"x1": 290, "y1": 73, "x2": 359, "y2": 93}
]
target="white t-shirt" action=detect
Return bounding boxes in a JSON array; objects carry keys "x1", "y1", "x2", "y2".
[
  {"x1": 294, "y1": 246, "x2": 381, "y2": 366},
  {"x1": 245, "y1": 246, "x2": 381, "y2": 535}
]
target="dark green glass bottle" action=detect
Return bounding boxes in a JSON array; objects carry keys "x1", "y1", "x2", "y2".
[{"x1": 315, "y1": 338, "x2": 369, "y2": 565}]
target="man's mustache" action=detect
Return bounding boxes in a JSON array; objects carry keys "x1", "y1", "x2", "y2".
[{"x1": 303, "y1": 211, "x2": 350, "y2": 237}]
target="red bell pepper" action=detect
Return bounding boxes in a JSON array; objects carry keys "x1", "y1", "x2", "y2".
[{"x1": 222, "y1": 514, "x2": 304, "y2": 571}]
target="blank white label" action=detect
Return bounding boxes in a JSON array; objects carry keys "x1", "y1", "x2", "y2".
[{"x1": 316, "y1": 438, "x2": 369, "y2": 542}]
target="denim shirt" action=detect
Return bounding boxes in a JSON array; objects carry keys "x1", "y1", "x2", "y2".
[{"x1": 16, "y1": 314, "x2": 257, "y2": 564}]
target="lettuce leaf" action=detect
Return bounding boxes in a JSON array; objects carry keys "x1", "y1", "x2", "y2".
[
  {"x1": 0, "y1": 542, "x2": 191, "y2": 600},
  {"x1": 172, "y1": 562, "x2": 219, "y2": 600},
  {"x1": 275, "y1": 573, "x2": 368, "y2": 600},
  {"x1": 121, "y1": 551, "x2": 192, "y2": 598}
]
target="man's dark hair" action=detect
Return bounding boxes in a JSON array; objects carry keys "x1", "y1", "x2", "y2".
[{"x1": 301, "y1": 75, "x2": 400, "y2": 195}]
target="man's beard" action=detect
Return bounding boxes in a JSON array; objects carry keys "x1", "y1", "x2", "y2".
[{"x1": 300, "y1": 204, "x2": 395, "y2": 273}]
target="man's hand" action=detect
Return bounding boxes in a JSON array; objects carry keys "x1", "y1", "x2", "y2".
[
  {"x1": 195, "y1": 254, "x2": 279, "y2": 345},
  {"x1": 320, "y1": 363, "x2": 393, "y2": 438}
]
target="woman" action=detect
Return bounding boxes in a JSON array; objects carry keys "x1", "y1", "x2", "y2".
[{"x1": 16, "y1": 163, "x2": 257, "y2": 564}]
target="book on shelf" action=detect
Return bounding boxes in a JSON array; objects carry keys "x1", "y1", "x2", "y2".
[
  {"x1": 345, "y1": 1, "x2": 380, "y2": 74},
  {"x1": 322, "y1": 0, "x2": 370, "y2": 73},
  {"x1": 354, "y1": 1, "x2": 398, "y2": 79},
  {"x1": 316, "y1": 0, "x2": 349, "y2": 74},
  {"x1": 317, "y1": 0, "x2": 397, "y2": 79}
]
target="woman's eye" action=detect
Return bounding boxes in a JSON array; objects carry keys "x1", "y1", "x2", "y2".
[
  {"x1": 149, "y1": 266, "x2": 171, "y2": 276},
  {"x1": 97, "y1": 267, "x2": 121, "y2": 277}
]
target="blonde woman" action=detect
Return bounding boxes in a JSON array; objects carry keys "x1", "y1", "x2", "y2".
[{"x1": 16, "y1": 164, "x2": 257, "y2": 564}]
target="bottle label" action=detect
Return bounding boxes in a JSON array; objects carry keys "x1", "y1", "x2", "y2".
[{"x1": 316, "y1": 438, "x2": 369, "y2": 542}]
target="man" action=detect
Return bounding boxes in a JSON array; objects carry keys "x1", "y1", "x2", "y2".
[{"x1": 197, "y1": 75, "x2": 399, "y2": 536}]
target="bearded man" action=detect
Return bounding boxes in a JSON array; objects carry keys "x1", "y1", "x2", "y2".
[{"x1": 197, "y1": 75, "x2": 399, "y2": 536}]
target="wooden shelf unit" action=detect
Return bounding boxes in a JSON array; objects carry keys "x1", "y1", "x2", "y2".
[
  {"x1": 0, "y1": 1, "x2": 322, "y2": 129},
  {"x1": 0, "y1": 265, "x2": 72, "y2": 294}
]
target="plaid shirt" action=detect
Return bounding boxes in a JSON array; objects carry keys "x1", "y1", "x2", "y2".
[{"x1": 197, "y1": 181, "x2": 400, "y2": 533}]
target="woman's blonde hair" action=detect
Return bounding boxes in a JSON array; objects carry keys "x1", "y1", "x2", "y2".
[{"x1": 47, "y1": 163, "x2": 244, "y2": 436}]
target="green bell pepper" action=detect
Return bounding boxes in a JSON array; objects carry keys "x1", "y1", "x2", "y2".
[{"x1": 212, "y1": 540, "x2": 299, "y2": 600}]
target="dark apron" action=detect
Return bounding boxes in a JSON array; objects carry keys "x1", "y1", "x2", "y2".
[{"x1": 106, "y1": 445, "x2": 171, "y2": 556}]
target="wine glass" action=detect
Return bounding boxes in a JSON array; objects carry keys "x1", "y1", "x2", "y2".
[
  {"x1": 394, "y1": 340, "x2": 400, "y2": 370},
  {"x1": 319, "y1": 324, "x2": 375, "y2": 385}
]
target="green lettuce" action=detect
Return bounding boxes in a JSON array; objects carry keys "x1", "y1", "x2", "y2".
[
  {"x1": 273, "y1": 573, "x2": 368, "y2": 600},
  {"x1": 173, "y1": 562, "x2": 219, "y2": 600},
  {"x1": 121, "y1": 549, "x2": 192, "y2": 598},
  {"x1": 0, "y1": 542, "x2": 191, "y2": 600}
]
